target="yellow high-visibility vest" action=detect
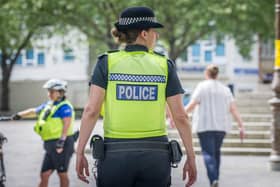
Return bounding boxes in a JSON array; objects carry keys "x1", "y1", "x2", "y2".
[
  {"x1": 34, "y1": 100, "x2": 75, "y2": 141},
  {"x1": 103, "y1": 50, "x2": 168, "y2": 138}
]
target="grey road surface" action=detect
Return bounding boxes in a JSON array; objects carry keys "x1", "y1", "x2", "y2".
[{"x1": 0, "y1": 120, "x2": 279, "y2": 187}]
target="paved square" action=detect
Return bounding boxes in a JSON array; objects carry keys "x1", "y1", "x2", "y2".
[{"x1": 0, "y1": 120, "x2": 279, "y2": 187}]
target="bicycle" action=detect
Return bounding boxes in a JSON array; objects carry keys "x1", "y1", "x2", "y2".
[{"x1": 0, "y1": 117, "x2": 10, "y2": 187}]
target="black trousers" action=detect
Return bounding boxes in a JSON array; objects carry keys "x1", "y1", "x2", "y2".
[
  {"x1": 41, "y1": 136, "x2": 74, "y2": 173},
  {"x1": 97, "y1": 136, "x2": 171, "y2": 187}
]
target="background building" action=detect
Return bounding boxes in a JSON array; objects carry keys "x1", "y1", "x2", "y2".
[
  {"x1": 0, "y1": 31, "x2": 89, "y2": 112},
  {"x1": 175, "y1": 37, "x2": 272, "y2": 93},
  {"x1": 1, "y1": 34, "x2": 274, "y2": 112}
]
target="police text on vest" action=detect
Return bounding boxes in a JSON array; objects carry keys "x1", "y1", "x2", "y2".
[{"x1": 116, "y1": 84, "x2": 158, "y2": 101}]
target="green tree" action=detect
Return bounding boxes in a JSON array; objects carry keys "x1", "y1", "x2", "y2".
[
  {"x1": 1, "y1": 0, "x2": 274, "y2": 110},
  {"x1": 146, "y1": 0, "x2": 218, "y2": 60},
  {"x1": 146, "y1": 0, "x2": 274, "y2": 60},
  {"x1": 58, "y1": 0, "x2": 143, "y2": 77},
  {"x1": 216, "y1": 0, "x2": 274, "y2": 58},
  {"x1": 0, "y1": 0, "x2": 70, "y2": 111},
  {"x1": 60, "y1": 0, "x2": 217, "y2": 61},
  {"x1": 65, "y1": 0, "x2": 273, "y2": 61},
  {"x1": 60, "y1": 0, "x2": 140, "y2": 62}
]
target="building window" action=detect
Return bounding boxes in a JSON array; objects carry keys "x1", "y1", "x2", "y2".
[
  {"x1": 16, "y1": 54, "x2": 23, "y2": 65},
  {"x1": 205, "y1": 51, "x2": 212, "y2": 62},
  {"x1": 37, "y1": 53, "x2": 45, "y2": 65},
  {"x1": 26, "y1": 49, "x2": 34, "y2": 59},
  {"x1": 63, "y1": 48, "x2": 75, "y2": 61},
  {"x1": 261, "y1": 41, "x2": 273, "y2": 59},
  {"x1": 215, "y1": 43, "x2": 225, "y2": 56},
  {"x1": 191, "y1": 44, "x2": 200, "y2": 63},
  {"x1": 192, "y1": 44, "x2": 200, "y2": 57}
]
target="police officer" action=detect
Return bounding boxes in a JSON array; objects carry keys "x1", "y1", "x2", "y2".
[
  {"x1": 76, "y1": 6, "x2": 197, "y2": 187},
  {"x1": 11, "y1": 79, "x2": 76, "y2": 187}
]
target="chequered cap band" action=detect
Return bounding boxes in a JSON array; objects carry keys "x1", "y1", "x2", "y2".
[
  {"x1": 109, "y1": 73, "x2": 166, "y2": 83},
  {"x1": 119, "y1": 17, "x2": 157, "y2": 25}
]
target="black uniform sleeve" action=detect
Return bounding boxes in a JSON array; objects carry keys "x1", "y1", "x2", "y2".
[
  {"x1": 89, "y1": 54, "x2": 108, "y2": 89},
  {"x1": 166, "y1": 59, "x2": 185, "y2": 97}
]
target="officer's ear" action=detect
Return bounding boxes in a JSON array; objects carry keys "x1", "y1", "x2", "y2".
[{"x1": 140, "y1": 30, "x2": 149, "y2": 40}]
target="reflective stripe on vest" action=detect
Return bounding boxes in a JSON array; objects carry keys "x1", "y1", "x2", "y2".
[
  {"x1": 104, "y1": 50, "x2": 168, "y2": 138},
  {"x1": 34, "y1": 100, "x2": 75, "y2": 141}
]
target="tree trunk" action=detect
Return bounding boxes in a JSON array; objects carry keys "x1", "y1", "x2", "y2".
[
  {"x1": 257, "y1": 35, "x2": 263, "y2": 83},
  {"x1": 0, "y1": 31, "x2": 33, "y2": 112},
  {"x1": 168, "y1": 41, "x2": 178, "y2": 62},
  {"x1": 1, "y1": 76, "x2": 10, "y2": 111},
  {"x1": 0, "y1": 54, "x2": 12, "y2": 111}
]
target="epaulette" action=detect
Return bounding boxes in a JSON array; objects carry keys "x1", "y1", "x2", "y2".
[
  {"x1": 97, "y1": 53, "x2": 107, "y2": 60},
  {"x1": 107, "y1": 49, "x2": 120, "y2": 53},
  {"x1": 98, "y1": 50, "x2": 120, "y2": 59},
  {"x1": 153, "y1": 51, "x2": 165, "y2": 57}
]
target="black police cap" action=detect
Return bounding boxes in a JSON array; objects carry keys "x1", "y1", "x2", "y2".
[{"x1": 114, "y1": 6, "x2": 164, "y2": 31}]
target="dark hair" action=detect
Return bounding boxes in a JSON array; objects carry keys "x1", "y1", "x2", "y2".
[
  {"x1": 206, "y1": 64, "x2": 219, "y2": 79},
  {"x1": 111, "y1": 28, "x2": 146, "y2": 44}
]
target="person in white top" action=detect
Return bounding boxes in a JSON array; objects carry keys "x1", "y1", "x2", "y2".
[{"x1": 185, "y1": 64, "x2": 245, "y2": 187}]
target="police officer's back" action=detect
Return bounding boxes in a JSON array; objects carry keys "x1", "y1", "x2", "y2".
[{"x1": 76, "y1": 6, "x2": 197, "y2": 187}]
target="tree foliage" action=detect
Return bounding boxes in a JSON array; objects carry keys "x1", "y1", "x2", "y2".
[
  {"x1": 64, "y1": 0, "x2": 274, "y2": 60},
  {"x1": 211, "y1": 0, "x2": 274, "y2": 58},
  {"x1": 0, "y1": 0, "x2": 274, "y2": 110},
  {"x1": 0, "y1": 0, "x2": 71, "y2": 110},
  {"x1": 145, "y1": 0, "x2": 220, "y2": 60}
]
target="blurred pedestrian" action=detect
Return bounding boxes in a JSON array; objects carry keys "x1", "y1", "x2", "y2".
[
  {"x1": 11, "y1": 79, "x2": 76, "y2": 187},
  {"x1": 185, "y1": 64, "x2": 245, "y2": 187}
]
